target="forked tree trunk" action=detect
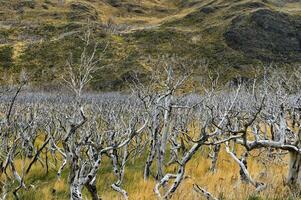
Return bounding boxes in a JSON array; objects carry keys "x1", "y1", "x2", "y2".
[
  {"x1": 70, "y1": 176, "x2": 99, "y2": 200},
  {"x1": 287, "y1": 151, "x2": 301, "y2": 192}
]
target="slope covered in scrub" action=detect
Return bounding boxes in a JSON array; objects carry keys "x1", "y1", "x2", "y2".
[{"x1": 0, "y1": 0, "x2": 300, "y2": 90}]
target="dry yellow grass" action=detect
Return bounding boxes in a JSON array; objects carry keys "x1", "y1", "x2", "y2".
[
  {"x1": 0, "y1": 123, "x2": 296, "y2": 200},
  {"x1": 2, "y1": 144, "x2": 292, "y2": 200}
]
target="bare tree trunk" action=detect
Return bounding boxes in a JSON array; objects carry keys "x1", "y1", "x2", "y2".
[
  {"x1": 163, "y1": 166, "x2": 185, "y2": 199},
  {"x1": 85, "y1": 181, "x2": 100, "y2": 200},
  {"x1": 70, "y1": 182, "x2": 83, "y2": 200},
  {"x1": 167, "y1": 129, "x2": 180, "y2": 166},
  {"x1": 210, "y1": 144, "x2": 220, "y2": 173},
  {"x1": 110, "y1": 145, "x2": 128, "y2": 200},
  {"x1": 287, "y1": 151, "x2": 301, "y2": 192},
  {"x1": 239, "y1": 152, "x2": 249, "y2": 184},
  {"x1": 193, "y1": 184, "x2": 218, "y2": 200},
  {"x1": 144, "y1": 116, "x2": 159, "y2": 180},
  {"x1": 144, "y1": 137, "x2": 156, "y2": 179},
  {"x1": 157, "y1": 95, "x2": 172, "y2": 180}
]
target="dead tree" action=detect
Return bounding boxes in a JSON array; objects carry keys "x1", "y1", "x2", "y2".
[{"x1": 133, "y1": 56, "x2": 193, "y2": 181}]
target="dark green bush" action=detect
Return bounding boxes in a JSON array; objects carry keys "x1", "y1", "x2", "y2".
[{"x1": 0, "y1": 46, "x2": 14, "y2": 68}]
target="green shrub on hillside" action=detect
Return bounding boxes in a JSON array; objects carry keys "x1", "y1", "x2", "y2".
[{"x1": 0, "y1": 46, "x2": 14, "y2": 68}]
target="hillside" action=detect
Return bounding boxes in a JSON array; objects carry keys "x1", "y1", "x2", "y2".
[{"x1": 0, "y1": 0, "x2": 300, "y2": 90}]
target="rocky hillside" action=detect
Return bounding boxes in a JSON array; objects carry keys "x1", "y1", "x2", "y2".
[{"x1": 0, "y1": 0, "x2": 300, "y2": 90}]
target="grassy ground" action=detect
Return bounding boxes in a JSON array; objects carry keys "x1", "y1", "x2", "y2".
[{"x1": 2, "y1": 145, "x2": 290, "y2": 200}]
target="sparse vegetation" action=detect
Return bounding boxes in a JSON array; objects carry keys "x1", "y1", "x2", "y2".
[{"x1": 0, "y1": 0, "x2": 300, "y2": 89}]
